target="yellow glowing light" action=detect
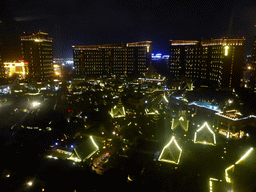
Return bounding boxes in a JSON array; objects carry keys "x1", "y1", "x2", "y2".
[
  {"x1": 127, "y1": 175, "x2": 133, "y2": 181},
  {"x1": 4, "y1": 61, "x2": 28, "y2": 78},
  {"x1": 55, "y1": 71, "x2": 60, "y2": 76},
  {"x1": 34, "y1": 39, "x2": 43, "y2": 42},
  {"x1": 194, "y1": 122, "x2": 216, "y2": 146},
  {"x1": 171, "y1": 117, "x2": 189, "y2": 132},
  {"x1": 90, "y1": 136, "x2": 99, "y2": 150},
  {"x1": 224, "y1": 46, "x2": 229, "y2": 56},
  {"x1": 32, "y1": 101, "x2": 41, "y2": 108},
  {"x1": 225, "y1": 164, "x2": 234, "y2": 183},
  {"x1": 209, "y1": 178, "x2": 219, "y2": 192},
  {"x1": 224, "y1": 147, "x2": 253, "y2": 183},
  {"x1": 72, "y1": 136, "x2": 99, "y2": 162},
  {"x1": 235, "y1": 147, "x2": 253, "y2": 165},
  {"x1": 158, "y1": 136, "x2": 182, "y2": 164},
  {"x1": 163, "y1": 95, "x2": 169, "y2": 103},
  {"x1": 110, "y1": 105, "x2": 126, "y2": 118}
]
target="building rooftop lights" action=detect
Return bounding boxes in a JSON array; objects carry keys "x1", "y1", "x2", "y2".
[
  {"x1": 215, "y1": 112, "x2": 249, "y2": 121},
  {"x1": 188, "y1": 102, "x2": 221, "y2": 112}
]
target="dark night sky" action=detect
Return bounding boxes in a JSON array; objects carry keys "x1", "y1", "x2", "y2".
[{"x1": 1, "y1": 0, "x2": 256, "y2": 59}]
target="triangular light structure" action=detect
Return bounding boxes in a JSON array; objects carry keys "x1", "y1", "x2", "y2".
[
  {"x1": 194, "y1": 122, "x2": 216, "y2": 146},
  {"x1": 158, "y1": 136, "x2": 182, "y2": 164}
]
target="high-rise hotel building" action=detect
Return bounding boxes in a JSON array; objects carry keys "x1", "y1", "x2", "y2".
[
  {"x1": 21, "y1": 32, "x2": 54, "y2": 81},
  {"x1": 169, "y1": 38, "x2": 245, "y2": 88},
  {"x1": 73, "y1": 41, "x2": 151, "y2": 77}
]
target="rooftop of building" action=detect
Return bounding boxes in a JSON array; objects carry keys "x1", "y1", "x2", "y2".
[
  {"x1": 72, "y1": 41, "x2": 152, "y2": 50},
  {"x1": 21, "y1": 32, "x2": 52, "y2": 41},
  {"x1": 170, "y1": 38, "x2": 245, "y2": 46}
]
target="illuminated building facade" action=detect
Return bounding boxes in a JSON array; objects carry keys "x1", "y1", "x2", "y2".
[
  {"x1": 252, "y1": 34, "x2": 256, "y2": 67},
  {"x1": 73, "y1": 41, "x2": 151, "y2": 77},
  {"x1": 169, "y1": 40, "x2": 200, "y2": 80},
  {"x1": 21, "y1": 32, "x2": 54, "y2": 81},
  {"x1": 0, "y1": 51, "x2": 3, "y2": 78},
  {"x1": 53, "y1": 64, "x2": 62, "y2": 77},
  {"x1": 4, "y1": 61, "x2": 28, "y2": 78},
  {"x1": 214, "y1": 110, "x2": 255, "y2": 139},
  {"x1": 169, "y1": 38, "x2": 245, "y2": 88},
  {"x1": 249, "y1": 35, "x2": 256, "y2": 91}
]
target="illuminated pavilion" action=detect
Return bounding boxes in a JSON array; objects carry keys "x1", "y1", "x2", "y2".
[
  {"x1": 171, "y1": 116, "x2": 189, "y2": 132},
  {"x1": 145, "y1": 105, "x2": 159, "y2": 115},
  {"x1": 158, "y1": 136, "x2": 182, "y2": 164},
  {"x1": 70, "y1": 136, "x2": 99, "y2": 162},
  {"x1": 110, "y1": 99, "x2": 126, "y2": 118},
  {"x1": 194, "y1": 122, "x2": 216, "y2": 146}
]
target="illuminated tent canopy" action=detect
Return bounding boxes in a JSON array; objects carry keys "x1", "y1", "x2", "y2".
[
  {"x1": 110, "y1": 99, "x2": 126, "y2": 118},
  {"x1": 171, "y1": 116, "x2": 189, "y2": 132},
  {"x1": 145, "y1": 106, "x2": 159, "y2": 115},
  {"x1": 72, "y1": 136, "x2": 99, "y2": 162},
  {"x1": 194, "y1": 122, "x2": 216, "y2": 146},
  {"x1": 158, "y1": 136, "x2": 182, "y2": 164}
]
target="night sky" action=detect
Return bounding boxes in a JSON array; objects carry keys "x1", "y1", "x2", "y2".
[{"x1": 1, "y1": 0, "x2": 256, "y2": 58}]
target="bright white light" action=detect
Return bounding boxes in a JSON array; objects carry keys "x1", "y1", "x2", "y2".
[
  {"x1": 179, "y1": 116, "x2": 184, "y2": 121},
  {"x1": 224, "y1": 46, "x2": 229, "y2": 56},
  {"x1": 32, "y1": 101, "x2": 41, "y2": 108},
  {"x1": 27, "y1": 181, "x2": 33, "y2": 186}
]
